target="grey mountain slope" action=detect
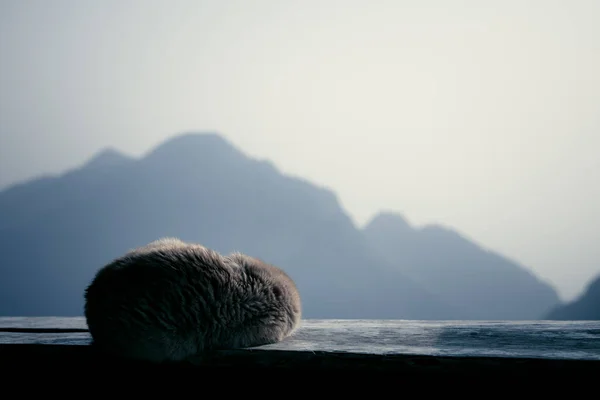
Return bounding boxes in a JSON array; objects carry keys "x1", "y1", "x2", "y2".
[
  {"x1": 0, "y1": 132, "x2": 455, "y2": 319},
  {"x1": 0, "y1": 132, "x2": 561, "y2": 320},
  {"x1": 0, "y1": 147, "x2": 133, "y2": 231},
  {"x1": 363, "y1": 212, "x2": 561, "y2": 320},
  {"x1": 545, "y1": 274, "x2": 600, "y2": 320}
]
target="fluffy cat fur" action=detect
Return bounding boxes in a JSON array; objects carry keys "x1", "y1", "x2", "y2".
[{"x1": 84, "y1": 237, "x2": 302, "y2": 363}]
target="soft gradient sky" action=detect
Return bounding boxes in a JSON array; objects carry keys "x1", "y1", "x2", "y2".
[{"x1": 1, "y1": 0, "x2": 599, "y2": 302}]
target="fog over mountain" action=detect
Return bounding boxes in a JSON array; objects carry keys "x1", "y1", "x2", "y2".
[{"x1": 0, "y1": 132, "x2": 563, "y2": 319}]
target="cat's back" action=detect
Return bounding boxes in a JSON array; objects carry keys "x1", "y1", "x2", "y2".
[
  {"x1": 88, "y1": 237, "x2": 233, "y2": 287},
  {"x1": 84, "y1": 238, "x2": 237, "y2": 335}
]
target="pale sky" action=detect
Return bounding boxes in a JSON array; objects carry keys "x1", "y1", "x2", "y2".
[{"x1": 1, "y1": 0, "x2": 599, "y2": 302}]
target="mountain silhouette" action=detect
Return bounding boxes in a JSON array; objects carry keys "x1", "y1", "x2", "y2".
[
  {"x1": 82, "y1": 147, "x2": 134, "y2": 170},
  {"x1": 544, "y1": 274, "x2": 600, "y2": 320},
  {"x1": 0, "y1": 132, "x2": 561, "y2": 319},
  {"x1": 362, "y1": 212, "x2": 560, "y2": 320}
]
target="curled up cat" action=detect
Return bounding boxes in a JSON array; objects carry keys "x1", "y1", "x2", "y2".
[{"x1": 84, "y1": 237, "x2": 302, "y2": 363}]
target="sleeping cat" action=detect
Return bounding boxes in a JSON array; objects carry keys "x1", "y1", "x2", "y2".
[{"x1": 84, "y1": 238, "x2": 302, "y2": 363}]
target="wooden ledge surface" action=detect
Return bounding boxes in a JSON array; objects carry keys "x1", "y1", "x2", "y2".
[
  {"x1": 0, "y1": 317, "x2": 599, "y2": 378},
  {"x1": 1, "y1": 317, "x2": 599, "y2": 359}
]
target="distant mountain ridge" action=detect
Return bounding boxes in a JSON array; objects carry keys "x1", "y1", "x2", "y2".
[
  {"x1": 0, "y1": 132, "x2": 561, "y2": 319},
  {"x1": 363, "y1": 212, "x2": 560, "y2": 320},
  {"x1": 544, "y1": 274, "x2": 600, "y2": 320}
]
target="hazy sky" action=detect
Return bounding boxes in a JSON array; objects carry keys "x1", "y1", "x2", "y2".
[{"x1": 1, "y1": 0, "x2": 599, "y2": 302}]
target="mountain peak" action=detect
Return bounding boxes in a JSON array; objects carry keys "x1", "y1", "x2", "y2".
[
  {"x1": 142, "y1": 132, "x2": 245, "y2": 165},
  {"x1": 83, "y1": 147, "x2": 133, "y2": 170},
  {"x1": 364, "y1": 211, "x2": 413, "y2": 232}
]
